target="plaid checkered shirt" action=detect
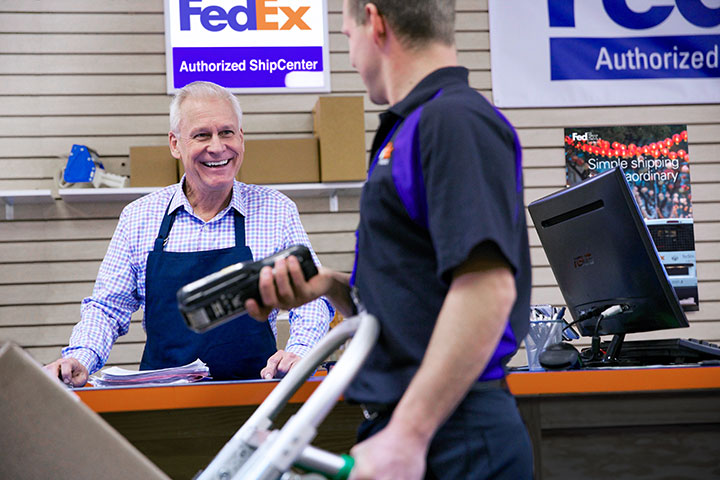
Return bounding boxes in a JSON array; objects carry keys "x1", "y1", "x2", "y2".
[{"x1": 63, "y1": 180, "x2": 334, "y2": 373}]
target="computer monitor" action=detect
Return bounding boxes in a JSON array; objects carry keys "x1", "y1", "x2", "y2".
[{"x1": 528, "y1": 167, "x2": 688, "y2": 363}]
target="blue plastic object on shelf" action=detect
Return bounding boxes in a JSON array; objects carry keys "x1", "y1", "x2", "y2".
[{"x1": 63, "y1": 144, "x2": 101, "y2": 183}]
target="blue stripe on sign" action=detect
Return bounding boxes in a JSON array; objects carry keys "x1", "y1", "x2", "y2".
[
  {"x1": 173, "y1": 46, "x2": 324, "y2": 88},
  {"x1": 550, "y1": 34, "x2": 720, "y2": 80}
]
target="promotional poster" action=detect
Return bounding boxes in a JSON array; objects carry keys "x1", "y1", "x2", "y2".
[{"x1": 564, "y1": 124, "x2": 699, "y2": 310}]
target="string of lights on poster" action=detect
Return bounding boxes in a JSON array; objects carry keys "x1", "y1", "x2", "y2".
[{"x1": 564, "y1": 125, "x2": 699, "y2": 311}]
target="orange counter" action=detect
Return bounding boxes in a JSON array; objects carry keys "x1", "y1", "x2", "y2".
[
  {"x1": 75, "y1": 367, "x2": 720, "y2": 480},
  {"x1": 76, "y1": 365, "x2": 720, "y2": 413},
  {"x1": 507, "y1": 364, "x2": 720, "y2": 395}
]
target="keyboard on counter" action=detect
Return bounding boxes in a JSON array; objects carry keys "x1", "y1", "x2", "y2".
[{"x1": 601, "y1": 338, "x2": 720, "y2": 366}]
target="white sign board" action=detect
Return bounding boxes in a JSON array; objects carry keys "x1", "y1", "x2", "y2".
[
  {"x1": 488, "y1": 0, "x2": 720, "y2": 107},
  {"x1": 164, "y1": 0, "x2": 331, "y2": 93}
]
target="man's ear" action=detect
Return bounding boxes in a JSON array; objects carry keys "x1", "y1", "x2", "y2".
[
  {"x1": 365, "y1": 3, "x2": 387, "y2": 47},
  {"x1": 238, "y1": 128, "x2": 245, "y2": 153},
  {"x1": 168, "y1": 131, "x2": 181, "y2": 159}
]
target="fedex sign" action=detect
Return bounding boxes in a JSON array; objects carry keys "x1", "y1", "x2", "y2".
[
  {"x1": 179, "y1": 0, "x2": 311, "y2": 31},
  {"x1": 164, "y1": 0, "x2": 330, "y2": 93},
  {"x1": 548, "y1": 0, "x2": 720, "y2": 29},
  {"x1": 488, "y1": 0, "x2": 720, "y2": 107}
]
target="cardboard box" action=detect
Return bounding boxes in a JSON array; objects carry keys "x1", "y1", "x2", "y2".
[
  {"x1": 0, "y1": 342, "x2": 169, "y2": 479},
  {"x1": 313, "y1": 96, "x2": 367, "y2": 182},
  {"x1": 177, "y1": 138, "x2": 320, "y2": 185},
  {"x1": 130, "y1": 146, "x2": 179, "y2": 187},
  {"x1": 240, "y1": 137, "x2": 319, "y2": 184}
]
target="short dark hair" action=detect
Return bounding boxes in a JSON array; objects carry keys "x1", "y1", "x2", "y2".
[{"x1": 347, "y1": 0, "x2": 455, "y2": 48}]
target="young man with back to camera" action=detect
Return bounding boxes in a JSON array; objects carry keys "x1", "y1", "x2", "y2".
[{"x1": 246, "y1": 1, "x2": 534, "y2": 478}]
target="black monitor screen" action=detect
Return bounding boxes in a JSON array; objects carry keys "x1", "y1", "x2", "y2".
[{"x1": 528, "y1": 167, "x2": 688, "y2": 337}]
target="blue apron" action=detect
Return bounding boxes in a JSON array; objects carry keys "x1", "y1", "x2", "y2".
[{"x1": 139, "y1": 204, "x2": 277, "y2": 380}]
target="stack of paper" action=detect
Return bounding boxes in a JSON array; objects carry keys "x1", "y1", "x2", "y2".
[{"x1": 90, "y1": 359, "x2": 210, "y2": 387}]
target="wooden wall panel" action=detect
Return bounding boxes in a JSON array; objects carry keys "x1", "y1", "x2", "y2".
[
  {"x1": 0, "y1": 13, "x2": 164, "y2": 32},
  {"x1": 0, "y1": 0, "x2": 718, "y2": 374},
  {"x1": 25, "y1": 342, "x2": 147, "y2": 367},
  {"x1": 0, "y1": 1, "x2": 163, "y2": 12},
  {"x1": 0, "y1": 305, "x2": 144, "y2": 327},
  {"x1": 0, "y1": 34, "x2": 166, "y2": 54},
  {"x1": 0, "y1": 113, "x2": 314, "y2": 136}
]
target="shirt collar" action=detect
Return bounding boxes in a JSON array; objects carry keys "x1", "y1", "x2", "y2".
[
  {"x1": 388, "y1": 66, "x2": 469, "y2": 119},
  {"x1": 170, "y1": 176, "x2": 246, "y2": 220}
]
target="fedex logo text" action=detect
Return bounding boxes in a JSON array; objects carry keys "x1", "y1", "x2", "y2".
[
  {"x1": 548, "y1": 0, "x2": 720, "y2": 29},
  {"x1": 573, "y1": 253, "x2": 594, "y2": 269},
  {"x1": 571, "y1": 132, "x2": 599, "y2": 142},
  {"x1": 180, "y1": 0, "x2": 311, "y2": 32}
]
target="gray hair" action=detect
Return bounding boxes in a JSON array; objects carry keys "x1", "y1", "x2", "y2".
[
  {"x1": 346, "y1": 0, "x2": 455, "y2": 48},
  {"x1": 169, "y1": 81, "x2": 243, "y2": 134}
]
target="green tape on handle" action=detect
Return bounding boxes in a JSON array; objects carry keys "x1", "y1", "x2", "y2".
[
  {"x1": 330, "y1": 454, "x2": 354, "y2": 480},
  {"x1": 295, "y1": 454, "x2": 354, "y2": 480}
]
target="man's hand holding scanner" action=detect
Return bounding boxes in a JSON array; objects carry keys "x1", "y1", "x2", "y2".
[
  {"x1": 246, "y1": 255, "x2": 355, "y2": 321},
  {"x1": 246, "y1": 255, "x2": 315, "y2": 318},
  {"x1": 43, "y1": 357, "x2": 88, "y2": 388}
]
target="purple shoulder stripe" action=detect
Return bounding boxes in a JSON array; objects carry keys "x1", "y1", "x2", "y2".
[
  {"x1": 489, "y1": 105, "x2": 524, "y2": 223},
  {"x1": 391, "y1": 105, "x2": 429, "y2": 228},
  {"x1": 390, "y1": 89, "x2": 445, "y2": 229}
]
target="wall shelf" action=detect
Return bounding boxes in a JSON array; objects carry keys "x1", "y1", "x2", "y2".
[
  {"x1": 58, "y1": 187, "x2": 156, "y2": 203},
  {"x1": 265, "y1": 181, "x2": 364, "y2": 211},
  {"x1": 0, "y1": 189, "x2": 54, "y2": 220},
  {"x1": 0, "y1": 182, "x2": 364, "y2": 220},
  {"x1": 59, "y1": 182, "x2": 364, "y2": 212}
]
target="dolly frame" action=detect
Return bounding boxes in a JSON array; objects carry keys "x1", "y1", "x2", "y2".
[{"x1": 195, "y1": 312, "x2": 379, "y2": 480}]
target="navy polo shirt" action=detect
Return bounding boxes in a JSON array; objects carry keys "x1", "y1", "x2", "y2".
[{"x1": 346, "y1": 67, "x2": 531, "y2": 405}]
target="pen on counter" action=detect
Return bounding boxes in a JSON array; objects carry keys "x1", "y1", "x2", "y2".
[{"x1": 557, "y1": 307, "x2": 580, "y2": 340}]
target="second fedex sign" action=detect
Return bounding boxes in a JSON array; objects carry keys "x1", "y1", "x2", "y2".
[
  {"x1": 164, "y1": 0, "x2": 330, "y2": 93},
  {"x1": 489, "y1": 0, "x2": 720, "y2": 107}
]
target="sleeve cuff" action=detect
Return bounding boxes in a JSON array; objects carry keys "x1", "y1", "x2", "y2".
[
  {"x1": 284, "y1": 343, "x2": 312, "y2": 358},
  {"x1": 62, "y1": 347, "x2": 100, "y2": 375}
]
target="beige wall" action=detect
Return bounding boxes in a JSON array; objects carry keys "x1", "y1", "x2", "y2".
[{"x1": 1, "y1": 0, "x2": 718, "y2": 369}]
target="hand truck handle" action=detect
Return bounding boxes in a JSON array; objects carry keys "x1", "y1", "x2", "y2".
[{"x1": 197, "y1": 312, "x2": 379, "y2": 480}]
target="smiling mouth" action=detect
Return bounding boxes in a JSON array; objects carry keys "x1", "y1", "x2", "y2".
[{"x1": 202, "y1": 159, "x2": 231, "y2": 168}]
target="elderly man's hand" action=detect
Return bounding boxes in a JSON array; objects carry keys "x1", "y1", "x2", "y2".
[
  {"x1": 43, "y1": 357, "x2": 89, "y2": 387},
  {"x1": 260, "y1": 350, "x2": 301, "y2": 379}
]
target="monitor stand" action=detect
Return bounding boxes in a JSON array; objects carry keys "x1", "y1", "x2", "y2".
[{"x1": 582, "y1": 333, "x2": 626, "y2": 367}]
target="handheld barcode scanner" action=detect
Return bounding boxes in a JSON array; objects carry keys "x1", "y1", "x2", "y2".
[{"x1": 177, "y1": 245, "x2": 318, "y2": 332}]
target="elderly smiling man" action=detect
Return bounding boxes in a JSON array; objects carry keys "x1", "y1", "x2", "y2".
[{"x1": 44, "y1": 81, "x2": 333, "y2": 387}]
